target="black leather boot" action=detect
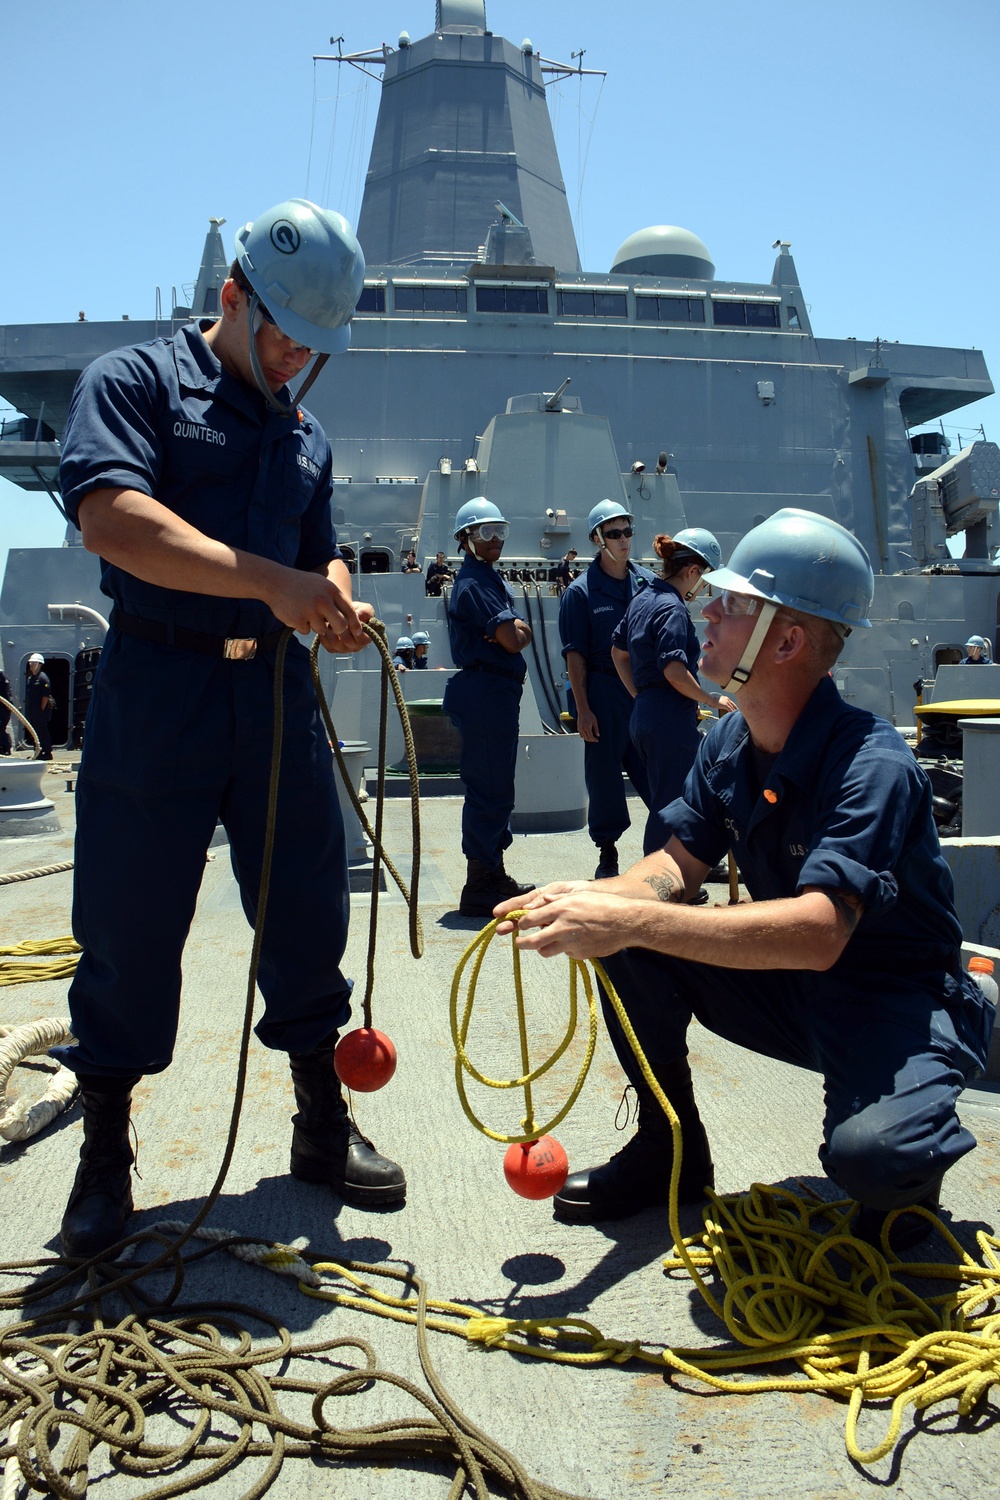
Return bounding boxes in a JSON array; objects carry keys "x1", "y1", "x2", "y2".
[
  {"x1": 594, "y1": 843, "x2": 619, "y2": 879},
  {"x1": 458, "y1": 859, "x2": 535, "y2": 917},
  {"x1": 60, "y1": 1078, "x2": 139, "y2": 1260},
  {"x1": 289, "y1": 1037, "x2": 406, "y2": 1206},
  {"x1": 554, "y1": 1061, "x2": 713, "y2": 1223}
]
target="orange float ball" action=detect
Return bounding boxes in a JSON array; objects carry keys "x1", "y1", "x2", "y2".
[
  {"x1": 503, "y1": 1135, "x2": 569, "y2": 1200},
  {"x1": 333, "y1": 1028, "x2": 397, "y2": 1092}
]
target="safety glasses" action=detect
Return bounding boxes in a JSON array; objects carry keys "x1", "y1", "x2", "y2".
[
  {"x1": 473, "y1": 522, "x2": 509, "y2": 542},
  {"x1": 714, "y1": 590, "x2": 764, "y2": 617},
  {"x1": 601, "y1": 526, "x2": 634, "y2": 541},
  {"x1": 248, "y1": 290, "x2": 318, "y2": 356}
]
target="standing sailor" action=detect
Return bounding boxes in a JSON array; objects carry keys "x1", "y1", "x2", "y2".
[
  {"x1": 612, "y1": 529, "x2": 735, "y2": 855},
  {"x1": 443, "y1": 497, "x2": 535, "y2": 916},
  {"x1": 56, "y1": 199, "x2": 406, "y2": 1259},
  {"x1": 559, "y1": 500, "x2": 653, "y2": 878},
  {"x1": 24, "y1": 652, "x2": 54, "y2": 759}
]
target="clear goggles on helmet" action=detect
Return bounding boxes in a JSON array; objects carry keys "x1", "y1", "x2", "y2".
[
  {"x1": 707, "y1": 589, "x2": 765, "y2": 617},
  {"x1": 470, "y1": 521, "x2": 509, "y2": 543}
]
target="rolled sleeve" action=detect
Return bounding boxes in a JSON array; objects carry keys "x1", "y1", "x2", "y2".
[
  {"x1": 486, "y1": 604, "x2": 519, "y2": 635},
  {"x1": 794, "y1": 745, "x2": 922, "y2": 913},
  {"x1": 60, "y1": 355, "x2": 162, "y2": 526}
]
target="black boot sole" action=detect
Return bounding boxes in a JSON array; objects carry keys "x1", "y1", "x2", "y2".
[
  {"x1": 290, "y1": 1156, "x2": 407, "y2": 1205},
  {"x1": 553, "y1": 1182, "x2": 709, "y2": 1224}
]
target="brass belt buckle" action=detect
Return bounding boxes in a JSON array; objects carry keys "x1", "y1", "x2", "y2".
[{"x1": 223, "y1": 637, "x2": 257, "y2": 661}]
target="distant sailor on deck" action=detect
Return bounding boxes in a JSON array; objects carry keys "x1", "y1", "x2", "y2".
[
  {"x1": 961, "y1": 634, "x2": 991, "y2": 664},
  {"x1": 55, "y1": 198, "x2": 407, "y2": 1260},
  {"x1": 558, "y1": 501, "x2": 652, "y2": 879},
  {"x1": 411, "y1": 630, "x2": 431, "y2": 667},
  {"x1": 443, "y1": 497, "x2": 535, "y2": 916},
  {"x1": 24, "y1": 652, "x2": 54, "y2": 760},
  {"x1": 611, "y1": 529, "x2": 735, "y2": 855},
  {"x1": 496, "y1": 509, "x2": 994, "y2": 1251}
]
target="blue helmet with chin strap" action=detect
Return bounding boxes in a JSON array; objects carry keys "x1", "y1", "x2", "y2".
[
  {"x1": 671, "y1": 527, "x2": 722, "y2": 572},
  {"x1": 454, "y1": 497, "x2": 507, "y2": 540},
  {"x1": 587, "y1": 498, "x2": 632, "y2": 540},
  {"x1": 235, "y1": 199, "x2": 364, "y2": 355},
  {"x1": 411, "y1": 631, "x2": 431, "y2": 646},
  {"x1": 235, "y1": 199, "x2": 364, "y2": 414},
  {"x1": 703, "y1": 509, "x2": 873, "y2": 694},
  {"x1": 394, "y1": 637, "x2": 414, "y2": 654},
  {"x1": 705, "y1": 508, "x2": 873, "y2": 633}
]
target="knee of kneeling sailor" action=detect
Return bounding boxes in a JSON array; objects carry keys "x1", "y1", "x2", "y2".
[{"x1": 824, "y1": 1110, "x2": 916, "y2": 1207}]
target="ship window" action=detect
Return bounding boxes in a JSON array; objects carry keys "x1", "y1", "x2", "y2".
[
  {"x1": 634, "y1": 296, "x2": 705, "y2": 324},
  {"x1": 476, "y1": 285, "x2": 549, "y2": 315},
  {"x1": 787, "y1": 305, "x2": 801, "y2": 329},
  {"x1": 356, "y1": 286, "x2": 386, "y2": 313},
  {"x1": 713, "y1": 301, "x2": 780, "y2": 328},
  {"x1": 203, "y1": 288, "x2": 218, "y2": 314},
  {"x1": 557, "y1": 290, "x2": 627, "y2": 318},
  {"x1": 394, "y1": 284, "x2": 466, "y2": 313}
]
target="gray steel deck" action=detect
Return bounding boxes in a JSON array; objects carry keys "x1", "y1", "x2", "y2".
[{"x1": 2, "y1": 762, "x2": 999, "y2": 1498}]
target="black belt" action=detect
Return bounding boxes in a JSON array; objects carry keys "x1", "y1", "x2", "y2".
[
  {"x1": 463, "y1": 662, "x2": 524, "y2": 682},
  {"x1": 111, "y1": 608, "x2": 285, "y2": 661},
  {"x1": 586, "y1": 663, "x2": 620, "y2": 677}
]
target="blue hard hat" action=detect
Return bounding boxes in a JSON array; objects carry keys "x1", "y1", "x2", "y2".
[
  {"x1": 235, "y1": 199, "x2": 365, "y2": 356},
  {"x1": 672, "y1": 527, "x2": 722, "y2": 572},
  {"x1": 587, "y1": 498, "x2": 632, "y2": 538},
  {"x1": 705, "y1": 508, "x2": 873, "y2": 632},
  {"x1": 966, "y1": 635, "x2": 988, "y2": 649},
  {"x1": 395, "y1": 637, "x2": 414, "y2": 653},
  {"x1": 411, "y1": 631, "x2": 431, "y2": 646},
  {"x1": 454, "y1": 496, "x2": 507, "y2": 539}
]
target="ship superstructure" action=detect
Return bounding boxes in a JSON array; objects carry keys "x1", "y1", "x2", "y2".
[{"x1": 1, "y1": 0, "x2": 997, "y2": 739}]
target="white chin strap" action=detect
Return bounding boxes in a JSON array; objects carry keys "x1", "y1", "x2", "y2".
[
  {"x1": 245, "y1": 295, "x2": 295, "y2": 415},
  {"x1": 718, "y1": 602, "x2": 777, "y2": 694}
]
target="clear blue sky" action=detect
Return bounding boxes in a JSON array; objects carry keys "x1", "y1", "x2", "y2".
[{"x1": 2, "y1": 0, "x2": 998, "y2": 579}]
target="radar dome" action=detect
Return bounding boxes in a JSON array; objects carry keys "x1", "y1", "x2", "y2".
[{"x1": 611, "y1": 226, "x2": 715, "y2": 280}]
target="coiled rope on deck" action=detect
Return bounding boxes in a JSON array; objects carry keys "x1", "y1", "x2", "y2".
[
  {"x1": 0, "y1": 696, "x2": 40, "y2": 757},
  {"x1": 0, "y1": 625, "x2": 589, "y2": 1500},
  {"x1": 0, "y1": 1019, "x2": 77, "y2": 1143},
  {"x1": 441, "y1": 915, "x2": 1000, "y2": 1467}
]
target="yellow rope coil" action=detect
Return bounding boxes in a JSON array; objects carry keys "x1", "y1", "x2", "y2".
[
  {"x1": 449, "y1": 914, "x2": 598, "y2": 1143},
  {"x1": 0, "y1": 938, "x2": 80, "y2": 988},
  {"x1": 442, "y1": 920, "x2": 1000, "y2": 1466}
]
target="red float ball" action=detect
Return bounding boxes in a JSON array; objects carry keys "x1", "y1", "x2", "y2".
[
  {"x1": 334, "y1": 1028, "x2": 397, "y2": 1092},
  {"x1": 503, "y1": 1135, "x2": 569, "y2": 1200}
]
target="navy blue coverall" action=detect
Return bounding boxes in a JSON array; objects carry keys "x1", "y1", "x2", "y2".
[
  {"x1": 558, "y1": 557, "x2": 652, "y2": 847},
  {"x1": 601, "y1": 675, "x2": 995, "y2": 1209},
  {"x1": 612, "y1": 578, "x2": 704, "y2": 855},
  {"x1": 25, "y1": 669, "x2": 54, "y2": 758},
  {"x1": 443, "y1": 554, "x2": 526, "y2": 868},
  {"x1": 56, "y1": 321, "x2": 353, "y2": 1079}
]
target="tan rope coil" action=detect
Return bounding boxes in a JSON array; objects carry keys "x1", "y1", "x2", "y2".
[{"x1": 0, "y1": 1019, "x2": 78, "y2": 1143}]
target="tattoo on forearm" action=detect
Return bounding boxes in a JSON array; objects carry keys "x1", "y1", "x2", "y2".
[
  {"x1": 643, "y1": 872, "x2": 685, "y2": 903},
  {"x1": 829, "y1": 890, "x2": 861, "y2": 934}
]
